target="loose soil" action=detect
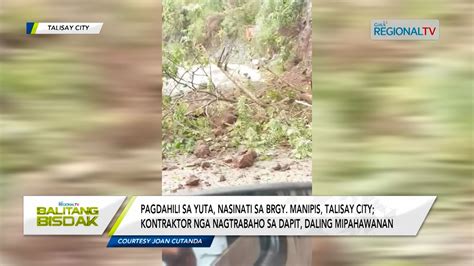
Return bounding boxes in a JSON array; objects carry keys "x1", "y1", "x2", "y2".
[{"x1": 163, "y1": 149, "x2": 311, "y2": 195}]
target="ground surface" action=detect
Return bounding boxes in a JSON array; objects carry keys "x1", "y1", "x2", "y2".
[{"x1": 163, "y1": 149, "x2": 311, "y2": 195}]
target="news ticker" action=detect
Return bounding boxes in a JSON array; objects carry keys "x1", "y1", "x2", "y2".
[{"x1": 24, "y1": 196, "x2": 435, "y2": 248}]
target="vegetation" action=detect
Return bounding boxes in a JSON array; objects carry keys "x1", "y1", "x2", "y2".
[
  {"x1": 163, "y1": 95, "x2": 311, "y2": 158},
  {"x1": 162, "y1": 0, "x2": 311, "y2": 159}
]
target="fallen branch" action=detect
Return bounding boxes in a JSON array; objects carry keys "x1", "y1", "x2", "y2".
[
  {"x1": 294, "y1": 100, "x2": 311, "y2": 107},
  {"x1": 216, "y1": 64, "x2": 266, "y2": 107},
  {"x1": 184, "y1": 98, "x2": 217, "y2": 117}
]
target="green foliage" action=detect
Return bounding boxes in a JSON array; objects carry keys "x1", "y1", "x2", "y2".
[
  {"x1": 254, "y1": 0, "x2": 304, "y2": 58},
  {"x1": 163, "y1": 96, "x2": 311, "y2": 159},
  {"x1": 162, "y1": 101, "x2": 212, "y2": 156},
  {"x1": 162, "y1": 0, "x2": 310, "y2": 158},
  {"x1": 162, "y1": 0, "x2": 187, "y2": 42},
  {"x1": 230, "y1": 97, "x2": 311, "y2": 158},
  {"x1": 163, "y1": 0, "x2": 305, "y2": 64},
  {"x1": 220, "y1": 1, "x2": 260, "y2": 38},
  {"x1": 286, "y1": 118, "x2": 311, "y2": 159}
]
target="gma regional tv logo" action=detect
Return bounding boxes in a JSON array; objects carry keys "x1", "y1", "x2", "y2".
[
  {"x1": 371, "y1": 19, "x2": 439, "y2": 40},
  {"x1": 36, "y1": 201, "x2": 99, "y2": 226}
]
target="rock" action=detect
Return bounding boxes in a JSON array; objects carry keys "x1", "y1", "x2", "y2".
[
  {"x1": 234, "y1": 149, "x2": 257, "y2": 168},
  {"x1": 201, "y1": 161, "x2": 211, "y2": 169},
  {"x1": 163, "y1": 165, "x2": 178, "y2": 171},
  {"x1": 272, "y1": 163, "x2": 282, "y2": 171},
  {"x1": 212, "y1": 127, "x2": 225, "y2": 137},
  {"x1": 210, "y1": 107, "x2": 237, "y2": 130},
  {"x1": 185, "y1": 175, "x2": 201, "y2": 187},
  {"x1": 237, "y1": 148, "x2": 248, "y2": 155},
  {"x1": 186, "y1": 161, "x2": 201, "y2": 167},
  {"x1": 171, "y1": 184, "x2": 184, "y2": 193},
  {"x1": 223, "y1": 157, "x2": 233, "y2": 164},
  {"x1": 194, "y1": 141, "x2": 210, "y2": 158},
  {"x1": 272, "y1": 163, "x2": 290, "y2": 171},
  {"x1": 218, "y1": 175, "x2": 226, "y2": 182},
  {"x1": 222, "y1": 112, "x2": 237, "y2": 126}
]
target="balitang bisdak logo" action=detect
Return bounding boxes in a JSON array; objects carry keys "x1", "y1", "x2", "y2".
[
  {"x1": 24, "y1": 196, "x2": 125, "y2": 235},
  {"x1": 36, "y1": 200, "x2": 99, "y2": 226},
  {"x1": 371, "y1": 19, "x2": 439, "y2": 40}
]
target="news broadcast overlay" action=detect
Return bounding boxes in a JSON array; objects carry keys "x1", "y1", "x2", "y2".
[
  {"x1": 26, "y1": 22, "x2": 103, "y2": 34},
  {"x1": 24, "y1": 196, "x2": 435, "y2": 248},
  {"x1": 24, "y1": 196, "x2": 125, "y2": 235},
  {"x1": 371, "y1": 19, "x2": 439, "y2": 40}
]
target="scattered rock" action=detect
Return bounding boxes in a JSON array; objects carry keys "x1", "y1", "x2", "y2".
[
  {"x1": 223, "y1": 157, "x2": 233, "y2": 164},
  {"x1": 222, "y1": 112, "x2": 237, "y2": 126},
  {"x1": 186, "y1": 161, "x2": 201, "y2": 167},
  {"x1": 163, "y1": 165, "x2": 178, "y2": 171},
  {"x1": 218, "y1": 175, "x2": 226, "y2": 182},
  {"x1": 212, "y1": 127, "x2": 225, "y2": 137},
  {"x1": 185, "y1": 175, "x2": 201, "y2": 187},
  {"x1": 213, "y1": 107, "x2": 237, "y2": 128},
  {"x1": 201, "y1": 161, "x2": 211, "y2": 169},
  {"x1": 281, "y1": 164, "x2": 291, "y2": 171},
  {"x1": 194, "y1": 141, "x2": 210, "y2": 158},
  {"x1": 234, "y1": 149, "x2": 257, "y2": 168},
  {"x1": 272, "y1": 163, "x2": 282, "y2": 171},
  {"x1": 237, "y1": 148, "x2": 248, "y2": 155},
  {"x1": 171, "y1": 184, "x2": 184, "y2": 193},
  {"x1": 272, "y1": 163, "x2": 290, "y2": 171},
  {"x1": 204, "y1": 181, "x2": 211, "y2": 187}
]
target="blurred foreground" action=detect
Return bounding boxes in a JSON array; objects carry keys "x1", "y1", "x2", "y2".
[
  {"x1": 313, "y1": 1, "x2": 473, "y2": 266},
  {"x1": 1, "y1": 0, "x2": 161, "y2": 265}
]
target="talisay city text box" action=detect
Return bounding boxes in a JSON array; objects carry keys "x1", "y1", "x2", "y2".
[{"x1": 26, "y1": 22, "x2": 103, "y2": 34}]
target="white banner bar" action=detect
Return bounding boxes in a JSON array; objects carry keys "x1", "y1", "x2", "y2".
[
  {"x1": 112, "y1": 196, "x2": 435, "y2": 236},
  {"x1": 29, "y1": 22, "x2": 103, "y2": 35}
]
